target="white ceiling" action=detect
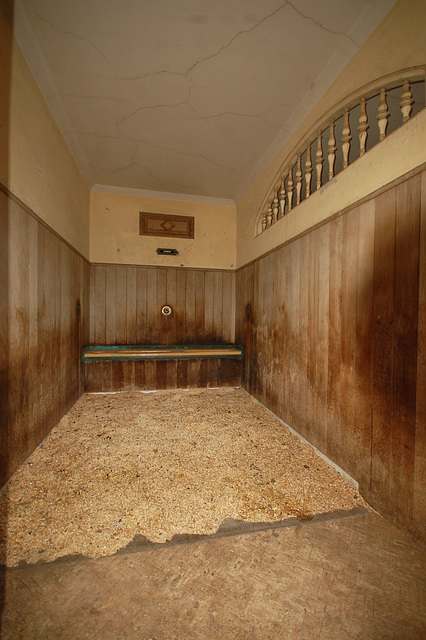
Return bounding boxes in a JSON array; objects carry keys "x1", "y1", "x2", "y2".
[{"x1": 9, "y1": 0, "x2": 397, "y2": 202}]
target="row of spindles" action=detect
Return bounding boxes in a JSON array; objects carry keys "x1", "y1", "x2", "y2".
[{"x1": 262, "y1": 81, "x2": 416, "y2": 231}]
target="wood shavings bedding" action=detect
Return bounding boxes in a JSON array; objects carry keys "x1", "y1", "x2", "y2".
[{"x1": 0, "y1": 388, "x2": 367, "y2": 566}]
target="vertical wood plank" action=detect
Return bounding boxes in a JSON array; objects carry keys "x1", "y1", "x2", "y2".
[
  {"x1": 157, "y1": 268, "x2": 167, "y2": 344},
  {"x1": 391, "y1": 176, "x2": 420, "y2": 523},
  {"x1": 146, "y1": 268, "x2": 158, "y2": 345},
  {"x1": 175, "y1": 269, "x2": 186, "y2": 344},
  {"x1": 116, "y1": 266, "x2": 127, "y2": 344},
  {"x1": 185, "y1": 270, "x2": 196, "y2": 344},
  {"x1": 28, "y1": 216, "x2": 38, "y2": 453},
  {"x1": 222, "y1": 271, "x2": 234, "y2": 344},
  {"x1": 195, "y1": 271, "x2": 205, "y2": 342},
  {"x1": 89, "y1": 264, "x2": 95, "y2": 345},
  {"x1": 126, "y1": 266, "x2": 137, "y2": 344},
  {"x1": 315, "y1": 223, "x2": 330, "y2": 453},
  {"x1": 94, "y1": 266, "x2": 106, "y2": 345},
  {"x1": 354, "y1": 200, "x2": 375, "y2": 492},
  {"x1": 177, "y1": 360, "x2": 188, "y2": 389},
  {"x1": 213, "y1": 271, "x2": 223, "y2": 343},
  {"x1": 166, "y1": 268, "x2": 177, "y2": 345},
  {"x1": 136, "y1": 267, "x2": 147, "y2": 345},
  {"x1": 105, "y1": 266, "x2": 117, "y2": 345},
  {"x1": 340, "y1": 207, "x2": 359, "y2": 473},
  {"x1": 166, "y1": 359, "x2": 178, "y2": 389},
  {"x1": 414, "y1": 170, "x2": 426, "y2": 539},
  {"x1": 204, "y1": 271, "x2": 214, "y2": 342},
  {"x1": 287, "y1": 240, "x2": 301, "y2": 429},
  {"x1": 156, "y1": 360, "x2": 168, "y2": 389},
  {"x1": 371, "y1": 187, "x2": 396, "y2": 512},
  {"x1": 327, "y1": 218, "x2": 343, "y2": 463}
]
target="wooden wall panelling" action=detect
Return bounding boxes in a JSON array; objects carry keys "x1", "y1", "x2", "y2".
[
  {"x1": 136, "y1": 267, "x2": 147, "y2": 344},
  {"x1": 194, "y1": 270, "x2": 206, "y2": 342},
  {"x1": 146, "y1": 268, "x2": 159, "y2": 345},
  {"x1": 306, "y1": 229, "x2": 319, "y2": 447},
  {"x1": 371, "y1": 187, "x2": 397, "y2": 514},
  {"x1": 28, "y1": 215, "x2": 39, "y2": 455},
  {"x1": 204, "y1": 271, "x2": 214, "y2": 342},
  {"x1": 116, "y1": 266, "x2": 127, "y2": 344},
  {"x1": 391, "y1": 176, "x2": 420, "y2": 525},
  {"x1": 327, "y1": 217, "x2": 343, "y2": 465},
  {"x1": 236, "y1": 167, "x2": 425, "y2": 542},
  {"x1": 60, "y1": 243, "x2": 70, "y2": 414},
  {"x1": 0, "y1": 193, "x2": 9, "y2": 485},
  {"x1": 105, "y1": 266, "x2": 117, "y2": 344},
  {"x1": 297, "y1": 234, "x2": 310, "y2": 440},
  {"x1": 273, "y1": 244, "x2": 286, "y2": 420},
  {"x1": 354, "y1": 200, "x2": 375, "y2": 492},
  {"x1": 184, "y1": 270, "x2": 196, "y2": 344},
  {"x1": 414, "y1": 170, "x2": 426, "y2": 538},
  {"x1": 126, "y1": 267, "x2": 137, "y2": 344},
  {"x1": 222, "y1": 270, "x2": 235, "y2": 344},
  {"x1": 2, "y1": 192, "x2": 88, "y2": 488},
  {"x1": 287, "y1": 239, "x2": 301, "y2": 431},
  {"x1": 175, "y1": 268, "x2": 186, "y2": 343},
  {"x1": 166, "y1": 268, "x2": 177, "y2": 345},
  {"x1": 156, "y1": 268, "x2": 167, "y2": 344},
  {"x1": 213, "y1": 271, "x2": 223, "y2": 343},
  {"x1": 8, "y1": 202, "x2": 30, "y2": 472},
  {"x1": 315, "y1": 223, "x2": 330, "y2": 455},
  {"x1": 339, "y1": 207, "x2": 359, "y2": 474},
  {"x1": 93, "y1": 266, "x2": 106, "y2": 345}
]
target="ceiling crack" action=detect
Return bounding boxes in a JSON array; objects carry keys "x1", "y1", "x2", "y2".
[
  {"x1": 286, "y1": 1, "x2": 359, "y2": 48},
  {"x1": 184, "y1": 2, "x2": 290, "y2": 76}
]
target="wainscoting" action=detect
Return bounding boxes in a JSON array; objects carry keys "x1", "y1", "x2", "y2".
[
  {"x1": 0, "y1": 189, "x2": 90, "y2": 487},
  {"x1": 89, "y1": 265, "x2": 235, "y2": 346},
  {"x1": 236, "y1": 168, "x2": 426, "y2": 543}
]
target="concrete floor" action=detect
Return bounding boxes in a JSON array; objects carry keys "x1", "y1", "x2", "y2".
[{"x1": 1, "y1": 509, "x2": 425, "y2": 639}]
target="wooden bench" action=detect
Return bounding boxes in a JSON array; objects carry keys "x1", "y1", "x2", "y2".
[{"x1": 82, "y1": 344, "x2": 244, "y2": 392}]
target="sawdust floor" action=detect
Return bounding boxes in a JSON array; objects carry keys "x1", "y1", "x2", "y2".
[{"x1": 0, "y1": 388, "x2": 367, "y2": 567}]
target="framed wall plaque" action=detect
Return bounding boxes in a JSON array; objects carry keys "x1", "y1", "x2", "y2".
[{"x1": 139, "y1": 212, "x2": 194, "y2": 239}]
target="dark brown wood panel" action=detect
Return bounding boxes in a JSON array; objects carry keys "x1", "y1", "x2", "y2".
[
  {"x1": 236, "y1": 167, "x2": 425, "y2": 543},
  {"x1": 1, "y1": 191, "x2": 89, "y2": 489},
  {"x1": 90, "y1": 265, "x2": 235, "y2": 348},
  {"x1": 84, "y1": 357, "x2": 242, "y2": 393}
]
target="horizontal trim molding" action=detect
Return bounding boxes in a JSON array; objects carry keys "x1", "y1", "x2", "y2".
[{"x1": 92, "y1": 184, "x2": 236, "y2": 208}]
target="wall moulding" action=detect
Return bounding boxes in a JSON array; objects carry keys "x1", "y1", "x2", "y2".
[{"x1": 140, "y1": 212, "x2": 195, "y2": 239}]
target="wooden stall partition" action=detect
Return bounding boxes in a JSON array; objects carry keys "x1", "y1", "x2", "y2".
[
  {"x1": 0, "y1": 189, "x2": 89, "y2": 489},
  {"x1": 236, "y1": 166, "x2": 426, "y2": 543}
]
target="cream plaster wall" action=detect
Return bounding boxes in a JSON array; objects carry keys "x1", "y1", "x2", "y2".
[
  {"x1": 236, "y1": 0, "x2": 426, "y2": 267},
  {"x1": 90, "y1": 190, "x2": 236, "y2": 270},
  {"x1": 0, "y1": 9, "x2": 90, "y2": 258}
]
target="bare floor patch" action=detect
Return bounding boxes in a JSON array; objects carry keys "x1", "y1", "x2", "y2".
[{"x1": 0, "y1": 388, "x2": 367, "y2": 566}]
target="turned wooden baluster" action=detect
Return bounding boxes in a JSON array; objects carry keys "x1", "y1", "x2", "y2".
[
  {"x1": 262, "y1": 209, "x2": 267, "y2": 231},
  {"x1": 328, "y1": 120, "x2": 336, "y2": 181},
  {"x1": 377, "y1": 88, "x2": 389, "y2": 141},
  {"x1": 272, "y1": 193, "x2": 279, "y2": 223},
  {"x1": 358, "y1": 97, "x2": 368, "y2": 156},
  {"x1": 315, "y1": 131, "x2": 323, "y2": 190},
  {"x1": 305, "y1": 142, "x2": 312, "y2": 198},
  {"x1": 341, "y1": 108, "x2": 352, "y2": 169},
  {"x1": 287, "y1": 165, "x2": 294, "y2": 213},
  {"x1": 266, "y1": 201, "x2": 273, "y2": 227},
  {"x1": 400, "y1": 81, "x2": 413, "y2": 123},
  {"x1": 295, "y1": 154, "x2": 302, "y2": 206},
  {"x1": 279, "y1": 176, "x2": 286, "y2": 217}
]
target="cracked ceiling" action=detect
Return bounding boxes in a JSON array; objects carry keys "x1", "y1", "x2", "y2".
[{"x1": 10, "y1": 0, "x2": 397, "y2": 202}]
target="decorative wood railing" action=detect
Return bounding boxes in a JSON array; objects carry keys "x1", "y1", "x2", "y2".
[{"x1": 256, "y1": 68, "x2": 425, "y2": 236}]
